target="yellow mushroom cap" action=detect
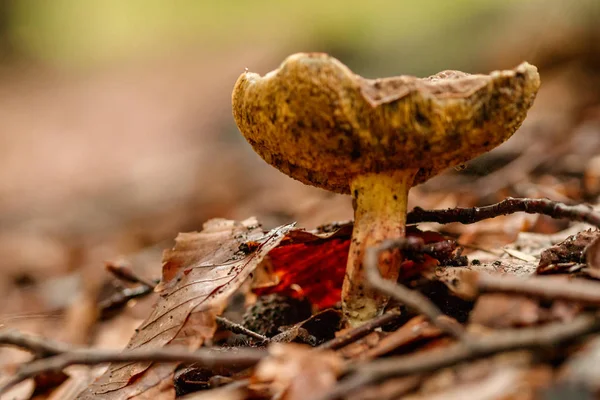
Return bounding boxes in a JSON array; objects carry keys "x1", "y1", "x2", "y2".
[{"x1": 232, "y1": 52, "x2": 540, "y2": 194}]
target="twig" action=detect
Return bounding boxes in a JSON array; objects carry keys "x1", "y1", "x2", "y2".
[
  {"x1": 98, "y1": 285, "x2": 154, "y2": 316},
  {"x1": 0, "y1": 330, "x2": 75, "y2": 357},
  {"x1": 216, "y1": 316, "x2": 270, "y2": 343},
  {"x1": 407, "y1": 197, "x2": 600, "y2": 228},
  {"x1": 105, "y1": 260, "x2": 158, "y2": 289},
  {"x1": 364, "y1": 238, "x2": 466, "y2": 340},
  {"x1": 317, "y1": 310, "x2": 401, "y2": 351},
  {"x1": 465, "y1": 271, "x2": 600, "y2": 305},
  {"x1": 320, "y1": 313, "x2": 600, "y2": 400},
  {"x1": 0, "y1": 341, "x2": 266, "y2": 394}
]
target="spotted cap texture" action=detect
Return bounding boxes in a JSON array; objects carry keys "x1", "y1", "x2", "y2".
[{"x1": 232, "y1": 52, "x2": 540, "y2": 194}]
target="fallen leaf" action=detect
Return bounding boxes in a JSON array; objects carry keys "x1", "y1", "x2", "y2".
[
  {"x1": 346, "y1": 376, "x2": 422, "y2": 400},
  {"x1": 250, "y1": 343, "x2": 343, "y2": 400},
  {"x1": 359, "y1": 316, "x2": 444, "y2": 360},
  {"x1": 78, "y1": 218, "x2": 294, "y2": 399},
  {"x1": 538, "y1": 229, "x2": 599, "y2": 274},
  {"x1": 255, "y1": 223, "x2": 455, "y2": 308},
  {"x1": 584, "y1": 236, "x2": 600, "y2": 278},
  {"x1": 469, "y1": 294, "x2": 541, "y2": 329},
  {"x1": 403, "y1": 368, "x2": 527, "y2": 400},
  {"x1": 178, "y1": 384, "x2": 247, "y2": 400}
]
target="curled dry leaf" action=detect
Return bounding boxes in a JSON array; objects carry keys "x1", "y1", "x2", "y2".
[
  {"x1": 537, "y1": 229, "x2": 599, "y2": 274},
  {"x1": 78, "y1": 218, "x2": 294, "y2": 399},
  {"x1": 251, "y1": 343, "x2": 343, "y2": 400}
]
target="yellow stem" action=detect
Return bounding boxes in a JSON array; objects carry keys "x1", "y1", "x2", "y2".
[{"x1": 342, "y1": 169, "x2": 417, "y2": 327}]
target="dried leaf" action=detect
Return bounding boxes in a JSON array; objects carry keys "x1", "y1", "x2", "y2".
[
  {"x1": 538, "y1": 229, "x2": 599, "y2": 274},
  {"x1": 178, "y1": 385, "x2": 247, "y2": 400},
  {"x1": 251, "y1": 343, "x2": 343, "y2": 400},
  {"x1": 359, "y1": 316, "x2": 444, "y2": 360},
  {"x1": 469, "y1": 294, "x2": 541, "y2": 329},
  {"x1": 346, "y1": 376, "x2": 422, "y2": 400},
  {"x1": 560, "y1": 336, "x2": 600, "y2": 391},
  {"x1": 403, "y1": 368, "x2": 527, "y2": 400},
  {"x1": 338, "y1": 331, "x2": 386, "y2": 359},
  {"x1": 78, "y1": 218, "x2": 293, "y2": 399},
  {"x1": 584, "y1": 236, "x2": 600, "y2": 278}
]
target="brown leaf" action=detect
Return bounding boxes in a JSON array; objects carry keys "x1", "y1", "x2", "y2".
[
  {"x1": 78, "y1": 218, "x2": 294, "y2": 398},
  {"x1": 584, "y1": 236, "x2": 600, "y2": 278},
  {"x1": 178, "y1": 385, "x2": 247, "y2": 400},
  {"x1": 346, "y1": 376, "x2": 422, "y2": 400},
  {"x1": 338, "y1": 331, "x2": 386, "y2": 359},
  {"x1": 469, "y1": 294, "x2": 542, "y2": 329},
  {"x1": 250, "y1": 343, "x2": 343, "y2": 400},
  {"x1": 359, "y1": 316, "x2": 444, "y2": 360},
  {"x1": 538, "y1": 229, "x2": 599, "y2": 274}
]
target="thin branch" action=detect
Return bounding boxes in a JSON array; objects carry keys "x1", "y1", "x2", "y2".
[
  {"x1": 364, "y1": 238, "x2": 466, "y2": 340},
  {"x1": 320, "y1": 313, "x2": 600, "y2": 400},
  {"x1": 98, "y1": 285, "x2": 154, "y2": 317},
  {"x1": 317, "y1": 310, "x2": 401, "y2": 351},
  {"x1": 0, "y1": 342, "x2": 266, "y2": 394},
  {"x1": 216, "y1": 316, "x2": 270, "y2": 343},
  {"x1": 407, "y1": 197, "x2": 600, "y2": 228},
  {"x1": 0, "y1": 330, "x2": 75, "y2": 357},
  {"x1": 465, "y1": 271, "x2": 600, "y2": 305},
  {"x1": 105, "y1": 260, "x2": 158, "y2": 289}
]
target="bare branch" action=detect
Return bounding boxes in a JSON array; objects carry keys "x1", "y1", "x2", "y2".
[
  {"x1": 0, "y1": 329, "x2": 75, "y2": 357},
  {"x1": 364, "y1": 238, "x2": 466, "y2": 340},
  {"x1": 216, "y1": 316, "x2": 270, "y2": 343},
  {"x1": 321, "y1": 313, "x2": 600, "y2": 400},
  {"x1": 465, "y1": 271, "x2": 600, "y2": 305},
  {"x1": 407, "y1": 197, "x2": 600, "y2": 228},
  {"x1": 317, "y1": 310, "x2": 401, "y2": 351},
  {"x1": 0, "y1": 334, "x2": 266, "y2": 394}
]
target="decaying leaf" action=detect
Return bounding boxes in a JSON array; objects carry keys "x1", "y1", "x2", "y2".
[
  {"x1": 346, "y1": 376, "x2": 422, "y2": 400},
  {"x1": 78, "y1": 218, "x2": 294, "y2": 399},
  {"x1": 359, "y1": 316, "x2": 444, "y2": 360},
  {"x1": 538, "y1": 229, "x2": 599, "y2": 274},
  {"x1": 250, "y1": 343, "x2": 343, "y2": 400},
  {"x1": 469, "y1": 294, "x2": 542, "y2": 329},
  {"x1": 584, "y1": 235, "x2": 600, "y2": 279}
]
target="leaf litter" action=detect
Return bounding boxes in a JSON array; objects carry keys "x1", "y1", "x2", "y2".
[
  {"x1": 4, "y1": 6, "x2": 600, "y2": 399},
  {"x1": 77, "y1": 218, "x2": 294, "y2": 398}
]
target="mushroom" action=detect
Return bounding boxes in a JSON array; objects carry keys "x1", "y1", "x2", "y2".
[{"x1": 232, "y1": 53, "x2": 540, "y2": 326}]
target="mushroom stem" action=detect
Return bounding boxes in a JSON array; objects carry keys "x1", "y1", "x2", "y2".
[{"x1": 342, "y1": 169, "x2": 418, "y2": 327}]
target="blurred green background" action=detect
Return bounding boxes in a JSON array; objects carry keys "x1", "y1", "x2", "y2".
[{"x1": 5, "y1": 0, "x2": 596, "y2": 73}]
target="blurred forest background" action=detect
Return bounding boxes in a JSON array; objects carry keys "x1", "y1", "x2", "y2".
[{"x1": 0, "y1": 0, "x2": 599, "y2": 364}]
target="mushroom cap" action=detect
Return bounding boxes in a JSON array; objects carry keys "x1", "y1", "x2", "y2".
[{"x1": 232, "y1": 52, "x2": 540, "y2": 194}]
